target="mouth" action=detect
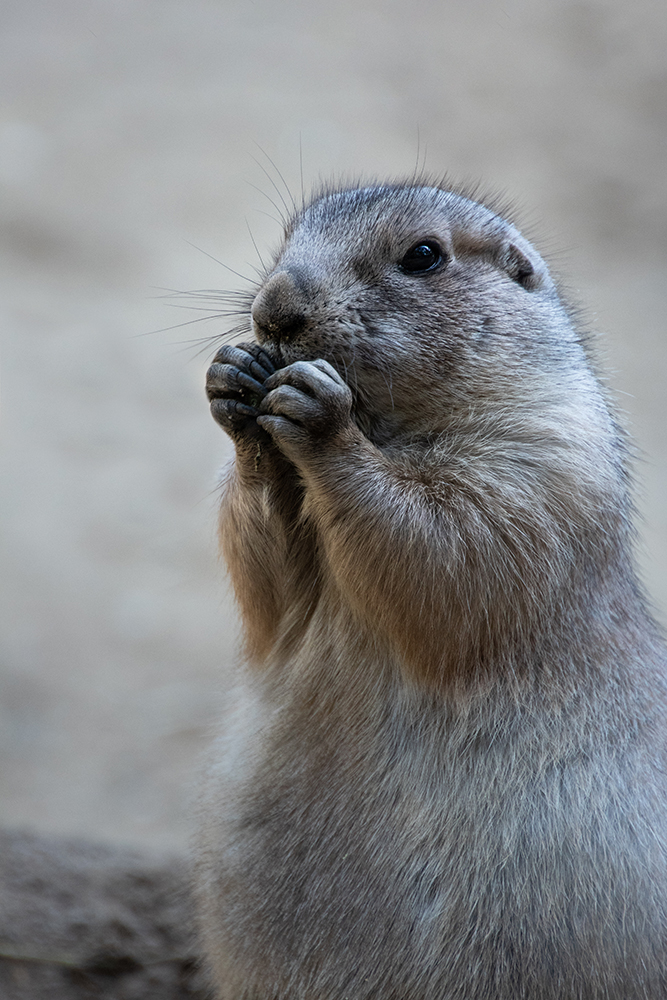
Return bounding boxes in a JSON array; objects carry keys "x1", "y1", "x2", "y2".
[
  {"x1": 248, "y1": 334, "x2": 384, "y2": 441},
  {"x1": 252, "y1": 336, "x2": 285, "y2": 371},
  {"x1": 251, "y1": 331, "x2": 350, "y2": 393},
  {"x1": 257, "y1": 336, "x2": 326, "y2": 372}
]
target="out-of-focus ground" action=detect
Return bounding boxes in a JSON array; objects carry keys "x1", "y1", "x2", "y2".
[
  {"x1": 1, "y1": 0, "x2": 665, "y2": 851},
  {"x1": 0, "y1": 829, "x2": 207, "y2": 999}
]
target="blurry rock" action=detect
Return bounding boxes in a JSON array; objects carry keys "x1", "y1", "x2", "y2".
[{"x1": 0, "y1": 829, "x2": 208, "y2": 999}]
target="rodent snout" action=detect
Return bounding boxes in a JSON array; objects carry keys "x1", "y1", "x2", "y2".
[{"x1": 252, "y1": 269, "x2": 309, "y2": 344}]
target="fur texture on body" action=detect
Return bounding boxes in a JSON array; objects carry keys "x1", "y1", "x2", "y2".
[{"x1": 196, "y1": 182, "x2": 667, "y2": 999}]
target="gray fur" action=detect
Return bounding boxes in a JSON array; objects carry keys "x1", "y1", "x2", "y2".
[{"x1": 198, "y1": 183, "x2": 667, "y2": 998}]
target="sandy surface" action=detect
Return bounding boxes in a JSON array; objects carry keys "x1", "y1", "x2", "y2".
[{"x1": 1, "y1": 0, "x2": 666, "y2": 851}]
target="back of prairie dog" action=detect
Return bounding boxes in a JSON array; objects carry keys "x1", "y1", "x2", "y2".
[{"x1": 196, "y1": 182, "x2": 667, "y2": 999}]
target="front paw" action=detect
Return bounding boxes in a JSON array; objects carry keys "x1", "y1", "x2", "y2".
[
  {"x1": 256, "y1": 359, "x2": 354, "y2": 460},
  {"x1": 206, "y1": 342, "x2": 276, "y2": 441}
]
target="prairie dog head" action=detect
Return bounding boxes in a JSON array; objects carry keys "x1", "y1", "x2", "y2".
[{"x1": 250, "y1": 184, "x2": 607, "y2": 453}]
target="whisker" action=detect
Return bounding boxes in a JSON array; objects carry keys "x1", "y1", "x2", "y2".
[
  {"x1": 170, "y1": 320, "x2": 250, "y2": 349},
  {"x1": 245, "y1": 218, "x2": 267, "y2": 272},
  {"x1": 184, "y1": 240, "x2": 255, "y2": 284},
  {"x1": 251, "y1": 206, "x2": 285, "y2": 228},
  {"x1": 250, "y1": 155, "x2": 292, "y2": 220},
  {"x1": 246, "y1": 182, "x2": 288, "y2": 227},
  {"x1": 151, "y1": 287, "x2": 253, "y2": 302},
  {"x1": 182, "y1": 327, "x2": 253, "y2": 361},
  {"x1": 252, "y1": 142, "x2": 298, "y2": 215},
  {"x1": 136, "y1": 313, "x2": 236, "y2": 337},
  {"x1": 244, "y1": 262, "x2": 267, "y2": 281},
  {"x1": 176, "y1": 322, "x2": 251, "y2": 346},
  {"x1": 161, "y1": 304, "x2": 249, "y2": 315}
]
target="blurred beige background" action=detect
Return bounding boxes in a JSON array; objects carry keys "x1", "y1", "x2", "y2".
[{"x1": 1, "y1": 0, "x2": 665, "y2": 851}]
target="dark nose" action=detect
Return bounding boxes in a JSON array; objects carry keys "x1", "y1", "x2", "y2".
[{"x1": 251, "y1": 270, "x2": 308, "y2": 343}]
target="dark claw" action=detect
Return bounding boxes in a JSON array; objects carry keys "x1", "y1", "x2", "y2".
[
  {"x1": 207, "y1": 342, "x2": 282, "y2": 441},
  {"x1": 236, "y1": 369, "x2": 268, "y2": 400},
  {"x1": 210, "y1": 397, "x2": 258, "y2": 432},
  {"x1": 206, "y1": 364, "x2": 267, "y2": 406},
  {"x1": 211, "y1": 342, "x2": 277, "y2": 384},
  {"x1": 246, "y1": 346, "x2": 277, "y2": 379}
]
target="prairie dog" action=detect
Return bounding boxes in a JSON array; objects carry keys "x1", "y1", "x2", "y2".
[{"x1": 196, "y1": 182, "x2": 667, "y2": 998}]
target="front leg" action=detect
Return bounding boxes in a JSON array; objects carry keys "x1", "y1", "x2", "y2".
[
  {"x1": 206, "y1": 342, "x2": 277, "y2": 473},
  {"x1": 256, "y1": 359, "x2": 513, "y2": 688},
  {"x1": 206, "y1": 343, "x2": 310, "y2": 659}
]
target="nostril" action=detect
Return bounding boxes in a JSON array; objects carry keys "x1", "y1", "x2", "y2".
[
  {"x1": 251, "y1": 269, "x2": 309, "y2": 343},
  {"x1": 253, "y1": 310, "x2": 305, "y2": 341}
]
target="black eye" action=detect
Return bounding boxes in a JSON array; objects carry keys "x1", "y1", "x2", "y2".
[{"x1": 399, "y1": 241, "x2": 443, "y2": 274}]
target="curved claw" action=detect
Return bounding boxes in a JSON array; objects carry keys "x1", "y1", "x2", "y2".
[
  {"x1": 210, "y1": 397, "x2": 258, "y2": 434},
  {"x1": 206, "y1": 363, "x2": 267, "y2": 403},
  {"x1": 207, "y1": 341, "x2": 283, "y2": 443},
  {"x1": 211, "y1": 342, "x2": 277, "y2": 384}
]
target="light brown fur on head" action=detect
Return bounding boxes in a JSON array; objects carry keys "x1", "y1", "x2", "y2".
[{"x1": 196, "y1": 181, "x2": 667, "y2": 999}]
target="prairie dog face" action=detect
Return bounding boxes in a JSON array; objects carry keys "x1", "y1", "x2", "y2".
[{"x1": 250, "y1": 185, "x2": 568, "y2": 442}]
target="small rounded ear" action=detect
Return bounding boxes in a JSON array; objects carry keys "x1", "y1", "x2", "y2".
[{"x1": 498, "y1": 241, "x2": 543, "y2": 290}]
